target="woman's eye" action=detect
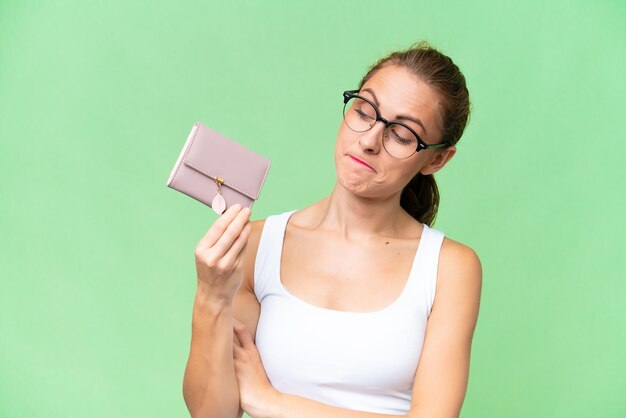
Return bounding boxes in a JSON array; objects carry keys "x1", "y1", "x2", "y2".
[
  {"x1": 390, "y1": 128, "x2": 414, "y2": 145},
  {"x1": 356, "y1": 108, "x2": 374, "y2": 121}
]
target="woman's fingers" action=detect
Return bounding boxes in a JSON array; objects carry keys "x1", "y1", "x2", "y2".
[
  {"x1": 233, "y1": 322, "x2": 255, "y2": 350},
  {"x1": 196, "y1": 204, "x2": 244, "y2": 251},
  {"x1": 206, "y1": 208, "x2": 251, "y2": 259},
  {"x1": 219, "y1": 222, "x2": 251, "y2": 268},
  {"x1": 194, "y1": 204, "x2": 252, "y2": 305},
  {"x1": 233, "y1": 317, "x2": 244, "y2": 348}
]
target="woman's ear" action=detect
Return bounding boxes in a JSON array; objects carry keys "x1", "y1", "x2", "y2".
[{"x1": 419, "y1": 145, "x2": 456, "y2": 175}]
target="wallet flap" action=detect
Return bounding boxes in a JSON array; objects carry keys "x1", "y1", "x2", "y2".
[{"x1": 183, "y1": 123, "x2": 271, "y2": 200}]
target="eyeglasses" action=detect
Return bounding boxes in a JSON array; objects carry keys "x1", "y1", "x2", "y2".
[{"x1": 342, "y1": 90, "x2": 450, "y2": 159}]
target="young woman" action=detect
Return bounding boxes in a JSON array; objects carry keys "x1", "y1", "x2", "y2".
[{"x1": 183, "y1": 41, "x2": 482, "y2": 418}]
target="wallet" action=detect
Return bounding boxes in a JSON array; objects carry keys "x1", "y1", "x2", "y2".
[{"x1": 166, "y1": 122, "x2": 271, "y2": 214}]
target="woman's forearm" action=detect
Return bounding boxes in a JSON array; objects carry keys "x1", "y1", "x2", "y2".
[
  {"x1": 183, "y1": 291, "x2": 241, "y2": 418},
  {"x1": 270, "y1": 392, "x2": 407, "y2": 418},
  {"x1": 270, "y1": 392, "x2": 457, "y2": 418}
]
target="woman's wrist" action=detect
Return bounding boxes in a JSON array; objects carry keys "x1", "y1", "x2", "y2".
[
  {"x1": 258, "y1": 389, "x2": 285, "y2": 418},
  {"x1": 192, "y1": 288, "x2": 233, "y2": 321}
]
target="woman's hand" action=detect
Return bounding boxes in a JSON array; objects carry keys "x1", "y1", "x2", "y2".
[
  {"x1": 233, "y1": 319, "x2": 281, "y2": 418},
  {"x1": 194, "y1": 204, "x2": 252, "y2": 306}
]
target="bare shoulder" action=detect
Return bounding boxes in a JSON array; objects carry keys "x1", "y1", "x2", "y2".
[
  {"x1": 409, "y1": 235, "x2": 482, "y2": 415},
  {"x1": 439, "y1": 236, "x2": 483, "y2": 285},
  {"x1": 434, "y1": 235, "x2": 483, "y2": 324}
]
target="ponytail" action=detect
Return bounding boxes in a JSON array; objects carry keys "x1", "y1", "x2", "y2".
[
  {"x1": 400, "y1": 173, "x2": 440, "y2": 227},
  {"x1": 360, "y1": 41, "x2": 470, "y2": 226}
]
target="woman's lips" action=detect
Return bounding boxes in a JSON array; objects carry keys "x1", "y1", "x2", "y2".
[{"x1": 348, "y1": 155, "x2": 376, "y2": 172}]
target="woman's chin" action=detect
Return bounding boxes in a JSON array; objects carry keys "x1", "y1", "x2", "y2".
[
  {"x1": 336, "y1": 173, "x2": 376, "y2": 198},
  {"x1": 334, "y1": 158, "x2": 383, "y2": 198}
]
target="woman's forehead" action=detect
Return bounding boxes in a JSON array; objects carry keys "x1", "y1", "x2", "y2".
[{"x1": 362, "y1": 65, "x2": 441, "y2": 137}]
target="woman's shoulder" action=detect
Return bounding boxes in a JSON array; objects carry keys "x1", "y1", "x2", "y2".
[
  {"x1": 242, "y1": 209, "x2": 298, "y2": 290},
  {"x1": 441, "y1": 234, "x2": 480, "y2": 256},
  {"x1": 246, "y1": 208, "x2": 299, "y2": 249},
  {"x1": 248, "y1": 208, "x2": 299, "y2": 232},
  {"x1": 438, "y1": 234, "x2": 483, "y2": 288},
  {"x1": 424, "y1": 221, "x2": 479, "y2": 261}
]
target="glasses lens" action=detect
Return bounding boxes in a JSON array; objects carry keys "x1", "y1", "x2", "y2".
[
  {"x1": 343, "y1": 97, "x2": 377, "y2": 132},
  {"x1": 383, "y1": 123, "x2": 419, "y2": 159}
]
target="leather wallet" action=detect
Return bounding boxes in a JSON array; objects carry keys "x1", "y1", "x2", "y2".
[{"x1": 166, "y1": 122, "x2": 271, "y2": 214}]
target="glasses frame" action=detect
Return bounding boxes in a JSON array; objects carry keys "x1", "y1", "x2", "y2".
[{"x1": 342, "y1": 90, "x2": 450, "y2": 159}]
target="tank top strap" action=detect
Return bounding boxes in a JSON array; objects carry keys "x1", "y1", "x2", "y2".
[
  {"x1": 254, "y1": 210, "x2": 297, "y2": 300},
  {"x1": 402, "y1": 223, "x2": 445, "y2": 317}
]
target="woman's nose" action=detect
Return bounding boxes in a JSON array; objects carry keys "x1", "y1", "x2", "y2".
[{"x1": 359, "y1": 122, "x2": 385, "y2": 154}]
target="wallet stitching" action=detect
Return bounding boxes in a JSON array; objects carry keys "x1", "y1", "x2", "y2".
[{"x1": 186, "y1": 160, "x2": 264, "y2": 199}]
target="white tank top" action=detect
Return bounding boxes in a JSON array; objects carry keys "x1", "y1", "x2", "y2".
[{"x1": 254, "y1": 210, "x2": 445, "y2": 415}]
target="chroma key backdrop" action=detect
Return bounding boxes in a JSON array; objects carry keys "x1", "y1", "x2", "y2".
[{"x1": 1, "y1": 1, "x2": 624, "y2": 417}]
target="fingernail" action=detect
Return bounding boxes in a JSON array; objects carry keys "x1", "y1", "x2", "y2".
[
  {"x1": 231, "y1": 204, "x2": 242, "y2": 211},
  {"x1": 242, "y1": 207, "x2": 250, "y2": 215}
]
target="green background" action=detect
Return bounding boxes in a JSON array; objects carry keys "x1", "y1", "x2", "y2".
[{"x1": 1, "y1": 0, "x2": 624, "y2": 417}]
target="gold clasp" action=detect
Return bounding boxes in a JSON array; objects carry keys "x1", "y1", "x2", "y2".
[{"x1": 215, "y1": 176, "x2": 224, "y2": 191}]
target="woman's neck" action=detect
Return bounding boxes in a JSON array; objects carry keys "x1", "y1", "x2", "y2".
[{"x1": 305, "y1": 182, "x2": 417, "y2": 240}]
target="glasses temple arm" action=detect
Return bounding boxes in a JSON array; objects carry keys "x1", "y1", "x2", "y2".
[{"x1": 424, "y1": 142, "x2": 452, "y2": 149}]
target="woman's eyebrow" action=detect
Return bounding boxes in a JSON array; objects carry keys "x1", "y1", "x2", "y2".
[
  {"x1": 397, "y1": 115, "x2": 428, "y2": 136},
  {"x1": 362, "y1": 88, "x2": 381, "y2": 106},
  {"x1": 361, "y1": 88, "x2": 428, "y2": 135}
]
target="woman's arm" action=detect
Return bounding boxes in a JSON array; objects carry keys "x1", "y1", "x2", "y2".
[
  {"x1": 233, "y1": 322, "x2": 407, "y2": 418},
  {"x1": 182, "y1": 205, "x2": 253, "y2": 418},
  {"x1": 407, "y1": 238, "x2": 483, "y2": 417},
  {"x1": 234, "y1": 237, "x2": 482, "y2": 418},
  {"x1": 184, "y1": 297, "x2": 242, "y2": 418},
  {"x1": 271, "y1": 393, "x2": 418, "y2": 418}
]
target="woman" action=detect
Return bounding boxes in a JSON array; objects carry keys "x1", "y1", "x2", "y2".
[{"x1": 183, "y1": 41, "x2": 482, "y2": 418}]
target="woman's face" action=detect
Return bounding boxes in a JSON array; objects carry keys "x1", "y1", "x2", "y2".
[{"x1": 334, "y1": 64, "x2": 456, "y2": 200}]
